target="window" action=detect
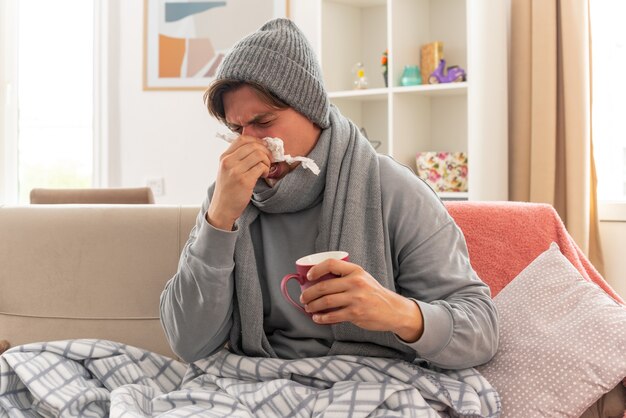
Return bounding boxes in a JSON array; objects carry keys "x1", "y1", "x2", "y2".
[
  {"x1": 590, "y1": 0, "x2": 626, "y2": 203},
  {"x1": 1, "y1": 0, "x2": 95, "y2": 203}
]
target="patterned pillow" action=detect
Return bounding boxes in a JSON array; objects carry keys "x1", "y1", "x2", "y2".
[{"x1": 477, "y1": 243, "x2": 626, "y2": 417}]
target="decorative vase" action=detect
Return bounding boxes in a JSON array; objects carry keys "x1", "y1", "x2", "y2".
[
  {"x1": 353, "y1": 62, "x2": 368, "y2": 89},
  {"x1": 400, "y1": 65, "x2": 422, "y2": 86},
  {"x1": 383, "y1": 70, "x2": 388, "y2": 87}
]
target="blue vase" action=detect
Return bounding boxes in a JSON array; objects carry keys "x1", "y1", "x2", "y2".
[{"x1": 400, "y1": 65, "x2": 422, "y2": 86}]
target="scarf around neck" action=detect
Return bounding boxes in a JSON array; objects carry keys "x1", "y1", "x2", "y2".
[{"x1": 226, "y1": 105, "x2": 416, "y2": 360}]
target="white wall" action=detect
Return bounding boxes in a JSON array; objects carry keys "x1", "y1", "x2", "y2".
[{"x1": 108, "y1": 0, "x2": 226, "y2": 204}]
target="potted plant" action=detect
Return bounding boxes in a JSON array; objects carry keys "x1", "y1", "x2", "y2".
[{"x1": 381, "y1": 49, "x2": 388, "y2": 87}]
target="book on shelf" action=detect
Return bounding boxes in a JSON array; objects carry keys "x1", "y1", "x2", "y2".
[{"x1": 420, "y1": 41, "x2": 444, "y2": 85}]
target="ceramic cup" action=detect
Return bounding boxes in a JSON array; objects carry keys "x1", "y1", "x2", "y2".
[{"x1": 280, "y1": 251, "x2": 349, "y2": 315}]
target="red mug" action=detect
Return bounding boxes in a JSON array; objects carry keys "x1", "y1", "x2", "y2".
[{"x1": 280, "y1": 251, "x2": 349, "y2": 315}]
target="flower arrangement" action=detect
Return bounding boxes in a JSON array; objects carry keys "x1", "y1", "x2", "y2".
[{"x1": 381, "y1": 49, "x2": 388, "y2": 87}]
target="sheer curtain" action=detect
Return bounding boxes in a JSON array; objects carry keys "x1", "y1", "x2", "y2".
[{"x1": 508, "y1": 0, "x2": 603, "y2": 272}]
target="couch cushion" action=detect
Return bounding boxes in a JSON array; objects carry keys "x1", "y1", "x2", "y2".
[
  {"x1": 477, "y1": 243, "x2": 626, "y2": 417},
  {"x1": 0, "y1": 205, "x2": 199, "y2": 357}
]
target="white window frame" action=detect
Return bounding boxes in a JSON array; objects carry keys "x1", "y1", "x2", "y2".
[
  {"x1": 0, "y1": 0, "x2": 108, "y2": 204},
  {"x1": 598, "y1": 202, "x2": 626, "y2": 222}
]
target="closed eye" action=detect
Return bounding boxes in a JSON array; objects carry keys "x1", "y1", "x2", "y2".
[
  {"x1": 225, "y1": 114, "x2": 277, "y2": 134},
  {"x1": 226, "y1": 123, "x2": 242, "y2": 134}
]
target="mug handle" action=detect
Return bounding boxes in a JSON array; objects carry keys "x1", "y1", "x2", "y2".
[{"x1": 280, "y1": 274, "x2": 307, "y2": 314}]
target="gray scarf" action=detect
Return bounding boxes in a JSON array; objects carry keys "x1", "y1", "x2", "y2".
[{"x1": 227, "y1": 106, "x2": 416, "y2": 360}]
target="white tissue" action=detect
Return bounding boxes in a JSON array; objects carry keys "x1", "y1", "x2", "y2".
[
  {"x1": 215, "y1": 132, "x2": 239, "y2": 143},
  {"x1": 216, "y1": 132, "x2": 320, "y2": 175}
]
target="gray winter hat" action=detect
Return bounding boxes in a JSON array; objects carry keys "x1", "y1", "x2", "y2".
[{"x1": 215, "y1": 18, "x2": 330, "y2": 129}]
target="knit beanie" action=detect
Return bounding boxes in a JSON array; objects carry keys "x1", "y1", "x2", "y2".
[{"x1": 215, "y1": 18, "x2": 330, "y2": 129}]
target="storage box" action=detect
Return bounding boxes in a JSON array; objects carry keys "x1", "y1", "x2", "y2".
[{"x1": 415, "y1": 152, "x2": 468, "y2": 192}]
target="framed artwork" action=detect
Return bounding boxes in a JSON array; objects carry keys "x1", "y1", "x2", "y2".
[{"x1": 144, "y1": 0, "x2": 289, "y2": 91}]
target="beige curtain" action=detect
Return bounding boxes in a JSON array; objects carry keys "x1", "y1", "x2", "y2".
[{"x1": 509, "y1": 0, "x2": 604, "y2": 272}]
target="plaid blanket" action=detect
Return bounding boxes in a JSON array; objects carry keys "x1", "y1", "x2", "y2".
[{"x1": 0, "y1": 339, "x2": 501, "y2": 417}]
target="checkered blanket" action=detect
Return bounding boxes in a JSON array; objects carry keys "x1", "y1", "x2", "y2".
[{"x1": 0, "y1": 339, "x2": 501, "y2": 417}]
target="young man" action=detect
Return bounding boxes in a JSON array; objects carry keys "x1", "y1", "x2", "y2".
[{"x1": 160, "y1": 18, "x2": 498, "y2": 368}]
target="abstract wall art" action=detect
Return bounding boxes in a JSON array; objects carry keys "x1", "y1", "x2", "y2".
[{"x1": 144, "y1": 0, "x2": 287, "y2": 90}]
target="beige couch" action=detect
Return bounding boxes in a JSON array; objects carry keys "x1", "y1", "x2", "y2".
[
  {"x1": 0, "y1": 204, "x2": 198, "y2": 359},
  {"x1": 0, "y1": 203, "x2": 623, "y2": 417}
]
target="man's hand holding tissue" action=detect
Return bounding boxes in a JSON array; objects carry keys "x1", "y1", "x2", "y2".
[
  {"x1": 300, "y1": 258, "x2": 425, "y2": 343},
  {"x1": 207, "y1": 135, "x2": 273, "y2": 231}
]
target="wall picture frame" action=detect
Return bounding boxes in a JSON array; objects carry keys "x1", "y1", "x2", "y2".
[{"x1": 143, "y1": 0, "x2": 289, "y2": 91}]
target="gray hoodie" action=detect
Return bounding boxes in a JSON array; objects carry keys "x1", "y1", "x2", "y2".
[{"x1": 160, "y1": 154, "x2": 498, "y2": 368}]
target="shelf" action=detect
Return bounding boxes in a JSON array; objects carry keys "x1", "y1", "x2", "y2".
[
  {"x1": 438, "y1": 192, "x2": 469, "y2": 201},
  {"x1": 321, "y1": 0, "x2": 387, "y2": 92},
  {"x1": 328, "y1": 82, "x2": 468, "y2": 101},
  {"x1": 327, "y1": 0, "x2": 386, "y2": 6},
  {"x1": 598, "y1": 201, "x2": 626, "y2": 222},
  {"x1": 328, "y1": 88, "x2": 388, "y2": 101},
  {"x1": 392, "y1": 82, "x2": 468, "y2": 97},
  {"x1": 305, "y1": 0, "x2": 509, "y2": 201}
]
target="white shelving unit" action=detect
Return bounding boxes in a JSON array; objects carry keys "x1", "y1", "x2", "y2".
[{"x1": 290, "y1": 0, "x2": 508, "y2": 201}]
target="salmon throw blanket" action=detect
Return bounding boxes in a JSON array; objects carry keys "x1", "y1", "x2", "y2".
[{"x1": 445, "y1": 201, "x2": 623, "y2": 304}]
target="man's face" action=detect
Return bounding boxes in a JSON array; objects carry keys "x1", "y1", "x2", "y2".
[{"x1": 223, "y1": 85, "x2": 321, "y2": 185}]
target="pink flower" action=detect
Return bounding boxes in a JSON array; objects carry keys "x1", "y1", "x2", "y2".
[{"x1": 428, "y1": 169, "x2": 442, "y2": 183}]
